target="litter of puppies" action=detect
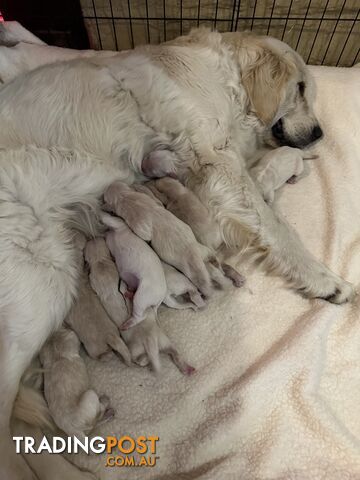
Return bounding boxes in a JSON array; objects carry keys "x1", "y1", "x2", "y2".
[{"x1": 36, "y1": 165, "x2": 245, "y2": 437}]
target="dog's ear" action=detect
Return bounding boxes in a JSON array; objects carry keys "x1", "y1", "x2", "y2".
[{"x1": 241, "y1": 47, "x2": 294, "y2": 125}]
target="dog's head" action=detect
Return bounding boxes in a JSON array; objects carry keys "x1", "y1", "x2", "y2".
[{"x1": 223, "y1": 32, "x2": 322, "y2": 149}]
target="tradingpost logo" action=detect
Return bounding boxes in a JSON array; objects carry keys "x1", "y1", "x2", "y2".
[{"x1": 13, "y1": 435, "x2": 160, "y2": 468}]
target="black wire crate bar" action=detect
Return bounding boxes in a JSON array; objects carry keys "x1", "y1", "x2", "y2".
[{"x1": 81, "y1": 0, "x2": 359, "y2": 66}]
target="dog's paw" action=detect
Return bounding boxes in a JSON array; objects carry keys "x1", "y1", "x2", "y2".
[
  {"x1": 320, "y1": 280, "x2": 356, "y2": 304},
  {"x1": 298, "y1": 265, "x2": 356, "y2": 305}
]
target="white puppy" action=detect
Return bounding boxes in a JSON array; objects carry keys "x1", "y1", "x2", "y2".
[
  {"x1": 148, "y1": 176, "x2": 222, "y2": 250},
  {"x1": 65, "y1": 272, "x2": 131, "y2": 363},
  {"x1": 85, "y1": 237, "x2": 128, "y2": 329},
  {"x1": 132, "y1": 183, "x2": 165, "y2": 206},
  {"x1": 104, "y1": 181, "x2": 214, "y2": 297},
  {"x1": 146, "y1": 178, "x2": 246, "y2": 288},
  {"x1": 103, "y1": 214, "x2": 167, "y2": 330},
  {"x1": 251, "y1": 146, "x2": 316, "y2": 203},
  {"x1": 121, "y1": 310, "x2": 195, "y2": 375},
  {"x1": 162, "y1": 262, "x2": 205, "y2": 310},
  {"x1": 67, "y1": 232, "x2": 130, "y2": 362},
  {"x1": 40, "y1": 328, "x2": 114, "y2": 438}
]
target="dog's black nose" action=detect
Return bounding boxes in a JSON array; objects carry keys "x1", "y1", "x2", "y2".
[
  {"x1": 271, "y1": 118, "x2": 284, "y2": 141},
  {"x1": 311, "y1": 125, "x2": 323, "y2": 142}
]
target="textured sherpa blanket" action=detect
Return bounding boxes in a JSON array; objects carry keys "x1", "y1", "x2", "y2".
[{"x1": 64, "y1": 65, "x2": 360, "y2": 480}]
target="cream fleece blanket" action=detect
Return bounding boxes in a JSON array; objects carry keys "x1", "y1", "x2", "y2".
[{"x1": 69, "y1": 66, "x2": 360, "y2": 480}]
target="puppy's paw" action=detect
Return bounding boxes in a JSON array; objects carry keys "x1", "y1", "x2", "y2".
[
  {"x1": 133, "y1": 353, "x2": 149, "y2": 367},
  {"x1": 102, "y1": 407, "x2": 115, "y2": 422},
  {"x1": 98, "y1": 351, "x2": 114, "y2": 362},
  {"x1": 221, "y1": 263, "x2": 246, "y2": 288},
  {"x1": 120, "y1": 316, "x2": 143, "y2": 330},
  {"x1": 185, "y1": 365, "x2": 196, "y2": 376},
  {"x1": 286, "y1": 175, "x2": 298, "y2": 184}
]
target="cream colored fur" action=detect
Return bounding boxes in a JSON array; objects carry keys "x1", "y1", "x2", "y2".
[
  {"x1": 0, "y1": 24, "x2": 355, "y2": 480},
  {"x1": 0, "y1": 146, "x2": 124, "y2": 479}
]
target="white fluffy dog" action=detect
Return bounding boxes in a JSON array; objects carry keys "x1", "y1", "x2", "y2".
[
  {"x1": 0, "y1": 146, "x2": 123, "y2": 479},
  {"x1": 0, "y1": 29, "x2": 352, "y2": 301},
  {"x1": 0, "y1": 26, "x2": 355, "y2": 479}
]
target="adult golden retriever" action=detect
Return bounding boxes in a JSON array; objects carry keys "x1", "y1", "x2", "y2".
[{"x1": 0, "y1": 27, "x2": 354, "y2": 479}]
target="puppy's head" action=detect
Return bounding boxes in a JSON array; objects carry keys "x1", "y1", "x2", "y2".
[
  {"x1": 85, "y1": 237, "x2": 111, "y2": 264},
  {"x1": 223, "y1": 32, "x2": 322, "y2": 149},
  {"x1": 41, "y1": 328, "x2": 80, "y2": 364},
  {"x1": 154, "y1": 177, "x2": 185, "y2": 198},
  {"x1": 104, "y1": 181, "x2": 131, "y2": 208}
]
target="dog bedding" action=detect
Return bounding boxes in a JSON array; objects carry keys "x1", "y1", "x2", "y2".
[{"x1": 69, "y1": 65, "x2": 360, "y2": 480}]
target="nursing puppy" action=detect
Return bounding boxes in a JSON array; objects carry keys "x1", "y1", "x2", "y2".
[
  {"x1": 87, "y1": 206, "x2": 206, "y2": 313},
  {"x1": 162, "y1": 262, "x2": 205, "y2": 311},
  {"x1": 104, "y1": 181, "x2": 214, "y2": 297},
  {"x1": 251, "y1": 146, "x2": 316, "y2": 203},
  {"x1": 66, "y1": 232, "x2": 130, "y2": 363},
  {"x1": 132, "y1": 183, "x2": 165, "y2": 206},
  {"x1": 147, "y1": 177, "x2": 222, "y2": 250},
  {"x1": 40, "y1": 328, "x2": 114, "y2": 438},
  {"x1": 85, "y1": 237, "x2": 128, "y2": 329},
  {"x1": 146, "y1": 177, "x2": 246, "y2": 288},
  {"x1": 65, "y1": 271, "x2": 131, "y2": 363},
  {"x1": 85, "y1": 235, "x2": 194, "y2": 371},
  {"x1": 103, "y1": 214, "x2": 167, "y2": 330},
  {"x1": 121, "y1": 310, "x2": 195, "y2": 375}
]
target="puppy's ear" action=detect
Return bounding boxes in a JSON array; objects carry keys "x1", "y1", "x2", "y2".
[{"x1": 241, "y1": 47, "x2": 294, "y2": 125}]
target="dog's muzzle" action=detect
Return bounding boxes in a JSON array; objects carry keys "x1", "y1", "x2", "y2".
[{"x1": 272, "y1": 119, "x2": 323, "y2": 148}]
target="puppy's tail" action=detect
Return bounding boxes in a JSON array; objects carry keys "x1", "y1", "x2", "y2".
[{"x1": 13, "y1": 385, "x2": 54, "y2": 430}]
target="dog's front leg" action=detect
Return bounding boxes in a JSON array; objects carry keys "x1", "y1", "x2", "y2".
[{"x1": 186, "y1": 153, "x2": 354, "y2": 303}]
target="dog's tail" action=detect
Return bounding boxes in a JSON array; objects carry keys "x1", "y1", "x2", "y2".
[{"x1": 13, "y1": 384, "x2": 54, "y2": 430}]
